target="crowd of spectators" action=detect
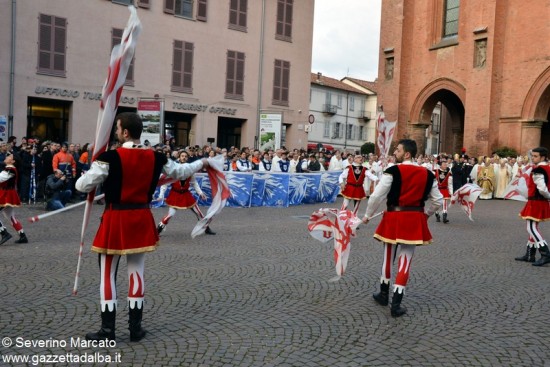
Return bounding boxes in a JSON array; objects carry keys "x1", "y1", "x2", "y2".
[{"x1": 3, "y1": 133, "x2": 527, "y2": 209}]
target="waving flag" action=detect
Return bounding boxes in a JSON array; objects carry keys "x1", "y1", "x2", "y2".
[
  {"x1": 308, "y1": 208, "x2": 362, "y2": 281},
  {"x1": 451, "y1": 183, "x2": 482, "y2": 221},
  {"x1": 376, "y1": 110, "x2": 397, "y2": 157},
  {"x1": 74, "y1": 6, "x2": 142, "y2": 295},
  {"x1": 503, "y1": 165, "x2": 533, "y2": 202},
  {"x1": 191, "y1": 155, "x2": 230, "y2": 238}
]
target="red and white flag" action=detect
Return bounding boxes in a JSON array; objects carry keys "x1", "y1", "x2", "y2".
[
  {"x1": 503, "y1": 165, "x2": 533, "y2": 202},
  {"x1": 376, "y1": 111, "x2": 397, "y2": 158},
  {"x1": 450, "y1": 183, "x2": 482, "y2": 221},
  {"x1": 74, "y1": 6, "x2": 142, "y2": 295},
  {"x1": 191, "y1": 155, "x2": 231, "y2": 238},
  {"x1": 308, "y1": 208, "x2": 362, "y2": 281}
]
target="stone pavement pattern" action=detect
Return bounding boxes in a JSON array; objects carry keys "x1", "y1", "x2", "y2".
[{"x1": 0, "y1": 198, "x2": 549, "y2": 366}]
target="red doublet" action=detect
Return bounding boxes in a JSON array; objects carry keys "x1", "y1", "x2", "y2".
[
  {"x1": 374, "y1": 164, "x2": 434, "y2": 245},
  {"x1": 0, "y1": 166, "x2": 21, "y2": 207},
  {"x1": 520, "y1": 164, "x2": 550, "y2": 222},
  {"x1": 436, "y1": 168, "x2": 452, "y2": 199},
  {"x1": 92, "y1": 148, "x2": 165, "y2": 255},
  {"x1": 341, "y1": 166, "x2": 367, "y2": 200},
  {"x1": 165, "y1": 178, "x2": 197, "y2": 209}
]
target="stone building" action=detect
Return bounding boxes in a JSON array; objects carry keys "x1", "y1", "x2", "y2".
[
  {"x1": 377, "y1": 0, "x2": 550, "y2": 157},
  {"x1": 0, "y1": 0, "x2": 314, "y2": 150}
]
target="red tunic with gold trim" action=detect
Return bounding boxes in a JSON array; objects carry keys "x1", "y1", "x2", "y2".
[
  {"x1": 0, "y1": 165, "x2": 21, "y2": 207},
  {"x1": 165, "y1": 177, "x2": 197, "y2": 209},
  {"x1": 435, "y1": 168, "x2": 452, "y2": 199},
  {"x1": 374, "y1": 164, "x2": 436, "y2": 245},
  {"x1": 341, "y1": 165, "x2": 367, "y2": 200},
  {"x1": 520, "y1": 164, "x2": 550, "y2": 222},
  {"x1": 92, "y1": 148, "x2": 167, "y2": 255}
]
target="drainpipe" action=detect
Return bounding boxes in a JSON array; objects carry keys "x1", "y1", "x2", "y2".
[
  {"x1": 8, "y1": 0, "x2": 16, "y2": 136},
  {"x1": 344, "y1": 91, "x2": 349, "y2": 149},
  {"x1": 255, "y1": 0, "x2": 266, "y2": 149}
]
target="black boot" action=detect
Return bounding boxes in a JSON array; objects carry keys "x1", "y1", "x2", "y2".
[
  {"x1": 0, "y1": 229, "x2": 12, "y2": 245},
  {"x1": 129, "y1": 304, "x2": 147, "y2": 342},
  {"x1": 205, "y1": 227, "x2": 216, "y2": 235},
  {"x1": 390, "y1": 290, "x2": 407, "y2": 317},
  {"x1": 157, "y1": 223, "x2": 165, "y2": 235},
  {"x1": 435, "y1": 213, "x2": 441, "y2": 222},
  {"x1": 442, "y1": 213, "x2": 449, "y2": 223},
  {"x1": 515, "y1": 246, "x2": 536, "y2": 262},
  {"x1": 86, "y1": 308, "x2": 116, "y2": 341},
  {"x1": 532, "y1": 245, "x2": 550, "y2": 267},
  {"x1": 373, "y1": 282, "x2": 389, "y2": 306},
  {"x1": 15, "y1": 232, "x2": 28, "y2": 244}
]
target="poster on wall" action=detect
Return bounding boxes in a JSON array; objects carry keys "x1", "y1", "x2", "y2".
[
  {"x1": 138, "y1": 100, "x2": 163, "y2": 146},
  {"x1": 0, "y1": 116, "x2": 7, "y2": 142},
  {"x1": 259, "y1": 113, "x2": 282, "y2": 151}
]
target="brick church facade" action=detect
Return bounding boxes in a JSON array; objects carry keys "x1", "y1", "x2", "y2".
[{"x1": 377, "y1": 0, "x2": 550, "y2": 157}]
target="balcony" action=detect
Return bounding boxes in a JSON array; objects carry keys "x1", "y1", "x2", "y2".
[
  {"x1": 361, "y1": 110, "x2": 371, "y2": 121},
  {"x1": 323, "y1": 104, "x2": 337, "y2": 115}
]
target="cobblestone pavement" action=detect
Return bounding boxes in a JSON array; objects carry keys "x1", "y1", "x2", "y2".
[{"x1": 1, "y1": 198, "x2": 549, "y2": 366}]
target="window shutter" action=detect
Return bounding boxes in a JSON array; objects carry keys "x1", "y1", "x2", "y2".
[
  {"x1": 183, "y1": 42, "x2": 193, "y2": 90},
  {"x1": 281, "y1": 61, "x2": 290, "y2": 102},
  {"x1": 172, "y1": 40, "x2": 183, "y2": 88},
  {"x1": 197, "y1": 0, "x2": 207, "y2": 21},
  {"x1": 235, "y1": 52, "x2": 244, "y2": 96},
  {"x1": 273, "y1": 60, "x2": 282, "y2": 102},
  {"x1": 226, "y1": 51, "x2": 235, "y2": 95},
  {"x1": 229, "y1": 0, "x2": 238, "y2": 25},
  {"x1": 239, "y1": 0, "x2": 247, "y2": 28},
  {"x1": 164, "y1": 0, "x2": 175, "y2": 14},
  {"x1": 284, "y1": 0, "x2": 293, "y2": 38},
  {"x1": 38, "y1": 14, "x2": 53, "y2": 71}
]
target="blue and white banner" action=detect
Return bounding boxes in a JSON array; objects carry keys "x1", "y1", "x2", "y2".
[{"x1": 154, "y1": 171, "x2": 343, "y2": 208}]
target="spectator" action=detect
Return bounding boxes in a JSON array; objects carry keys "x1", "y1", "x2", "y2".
[{"x1": 45, "y1": 169, "x2": 72, "y2": 211}]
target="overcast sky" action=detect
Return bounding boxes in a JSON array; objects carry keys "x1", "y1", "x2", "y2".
[{"x1": 311, "y1": 0, "x2": 382, "y2": 82}]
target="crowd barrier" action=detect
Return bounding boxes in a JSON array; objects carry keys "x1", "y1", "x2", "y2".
[{"x1": 152, "y1": 171, "x2": 342, "y2": 208}]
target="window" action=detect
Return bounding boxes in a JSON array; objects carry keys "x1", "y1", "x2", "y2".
[
  {"x1": 346, "y1": 124, "x2": 353, "y2": 140},
  {"x1": 272, "y1": 59, "x2": 290, "y2": 106},
  {"x1": 333, "y1": 123, "x2": 341, "y2": 139},
  {"x1": 229, "y1": 0, "x2": 247, "y2": 31},
  {"x1": 325, "y1": 92, "x2": 331, "y2": 106},
  {"x1": 38, "y1": 14, "x2": 66, "y2": 77},
  {"x1": 324, "y1": 121, "x2": 330, "y2": 138},
  {"x1": 225, "y1": 50, "x2": 245, "y2": 100},
  {"x1": 137, "y1": 0, "x2": 151, "y2": 8},
  {"x1": 112, "y1": 0, "x2": 133, "y2": 5},
  {"x1": 276, "y1": 0, "x2": 293, "y2": 41},
  {"x1": 337, "y1": 95, "x2": 343, "y2": 109},
  {"x1": 350, "y1": 96, "x2": 355, "y2": 111},
  {"x1": 359, "y1": 126, "x2": 364, "y2": 141},
  {"x1": 197, "y1": 0, "x2": 207, "y2": 21},
  {"x1": 164, "y1": 0, "x2": 194, "y2": 19},
  {"x1": 112, "y1": 28, "x2": 135, "y2": 86},
  {"x1": 443, "y1": 0, "x2": 459, "y2": 37},
  {"x1": 171, "y1": 40, "x2": 194, "y2": 93}
]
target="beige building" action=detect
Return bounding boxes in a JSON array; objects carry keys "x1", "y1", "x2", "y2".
[{"x1": 0, "y1": 0, "x2": 314, "y2": 149}]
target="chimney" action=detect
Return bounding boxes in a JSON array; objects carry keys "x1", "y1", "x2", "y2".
[{"x1": 317, "y1": 72, "x2": 322, "y2": 81}]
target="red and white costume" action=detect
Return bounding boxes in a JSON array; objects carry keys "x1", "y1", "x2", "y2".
[
  {"x1": 157, "y1": 173, "x2": 207, "y2": 232},
  {"x1": 0, "y1": 164, "x2": 25, "y2": 239},
  {"x1": 339, "y1": 163, "x2": 378, "y2": 214},
  {"x1": 165, "y1": 176, "x2": 201, "y2": 209},
  {"x1": 435, "y1": 167, "x2": 453, "y2": 217},
  {"x1": 365, "y1": 161, "x2": 442, "y2": 294},
  {"x1": 76, "y1": 142, "x2": 205, "y2": 312},
  {"x1": 519, "y1": 162, "x2": 550, "y2": 250}
]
